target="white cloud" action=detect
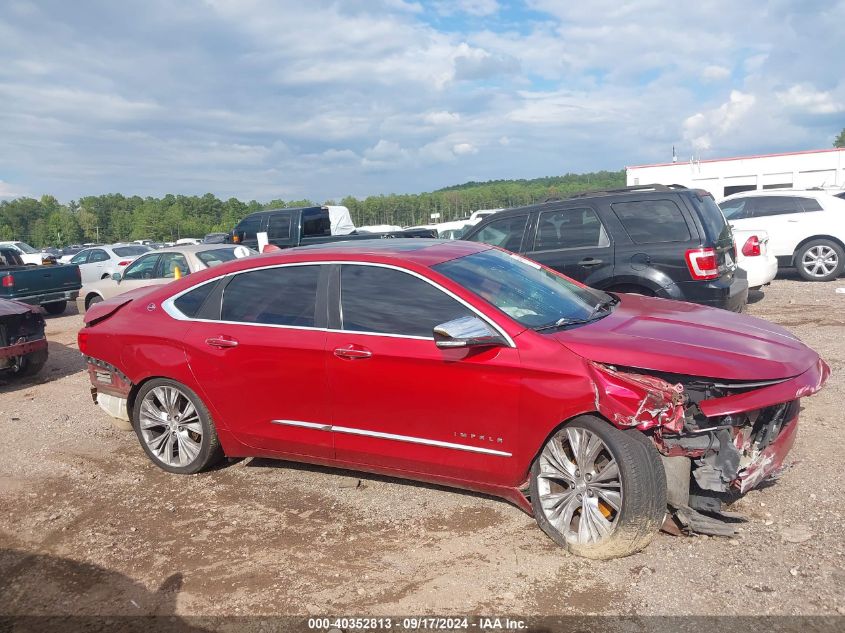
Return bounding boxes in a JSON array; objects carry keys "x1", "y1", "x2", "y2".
[
  {"x1": 452, "y1": 142, "x2": 477, "y2": 155},
  {"x1": 423, "y1": 110, "x2": 461, "y2": 125},
  {"x1": 435, "y1": 0, "x2": 500, "y2": 16},
  {"x1": 683, "y1": 90, "x2": 757, "y2": 151},
  {"x1": 0, "y1": 180, "x2": 24, "y2": 199},
  {"x1": 702, "y1": 65, "x2": 730, "y2": 81},
  {"x1": 778, "y1": 84, "x2": 844, "y2": 115}
]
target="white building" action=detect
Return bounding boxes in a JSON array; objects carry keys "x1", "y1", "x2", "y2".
[{"x1": 627, "y1": 148, "x2": 845, "y2": 199}]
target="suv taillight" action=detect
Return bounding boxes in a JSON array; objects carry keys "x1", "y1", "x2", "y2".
[
  {"x1": 2, "y1": 275, "x2": 13, "y2": 288},
  {"x1": 118, "y1": 260, "x2": 131, "y2": 266},
  {"x1": 741, "y1": 236, "x2": 761, "y2": 257},
  {"x1": 685, "y1": 247, "x2": 720, "y2": 280}
]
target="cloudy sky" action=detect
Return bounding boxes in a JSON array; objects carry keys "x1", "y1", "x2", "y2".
[{"x1": 1, "y1": 0, "x2": 844, "y2": 202}]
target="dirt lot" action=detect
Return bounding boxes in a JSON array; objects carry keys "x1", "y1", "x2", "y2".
[{"x1": 1, "y1": 274, "x2": 844, "y2": 620}]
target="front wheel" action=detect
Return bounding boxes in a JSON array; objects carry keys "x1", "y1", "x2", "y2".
[
  {"x1": 795, "y1": 239, "x2": 844, "y2": 282},
  {"x1": 529, "y1": 416, "x2": 667, "y2": 559},
  {"x1": 132, "y1": 379, "x2": 224, "y2": 474}
]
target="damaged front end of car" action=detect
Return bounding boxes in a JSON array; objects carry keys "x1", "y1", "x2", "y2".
[{"x1": 587, "y1": 358, "x2": 829, "y2": 535}]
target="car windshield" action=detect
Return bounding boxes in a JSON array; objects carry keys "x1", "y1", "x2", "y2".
[
  {"x1": 15, "y1": 242, "x2": 37, "y2": 254},
  {"x1": 112, "y1": 245, "x2": 151, "y2": 256},
  {"x1": 196, "y1": 246, "x2": 256, "y2": 267},
  {"x1": 434, "y1": 248, "x2": 611, "y2": 329}
]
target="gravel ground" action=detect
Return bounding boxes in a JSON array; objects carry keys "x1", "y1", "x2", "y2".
[{"x1": 1, "y1": 273, "x2": 844, "y2": 619}]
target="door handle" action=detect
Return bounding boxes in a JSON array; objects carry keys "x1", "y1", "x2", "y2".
[
  {"x1": 334, "y1": 346, "x2": 372, "y2": 360},
  {"x1": 206, "y1": 336, "x2": 239, "y2": 349},
  {"x1": 578, "y1": 258, "x2": 603, "y2": 267}
]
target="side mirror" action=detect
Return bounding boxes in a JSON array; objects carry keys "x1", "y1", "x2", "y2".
[
  {"x1": 111, "y1": 272, "x2": 122, "y2": 282},
  {"x1": 433, "y1": 316, "x2": 506, "y2": 349}
]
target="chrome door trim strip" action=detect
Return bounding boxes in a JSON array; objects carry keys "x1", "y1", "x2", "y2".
[
  {"x1": 271, "y1": 419, "x2": 332, "y2": 431},
  {"x1": 268, "y1": 419, "x2": 511, "y2": 457}
]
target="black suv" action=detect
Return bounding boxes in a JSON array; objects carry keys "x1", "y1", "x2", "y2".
[{"x1": 461, "y1": 184, "x2": 748, "y2": 311}]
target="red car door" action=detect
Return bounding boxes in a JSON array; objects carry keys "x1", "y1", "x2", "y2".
[
  {"x1": 179, "y1": 264, "x2": 333, "y2": 459},
  {"x1": 327, "y1": 263, "x2": 522, "y2": 485}
]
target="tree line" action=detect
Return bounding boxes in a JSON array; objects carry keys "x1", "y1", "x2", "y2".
[{"x1": 0, "y1": 170, "x2": 624, "y2": 247}]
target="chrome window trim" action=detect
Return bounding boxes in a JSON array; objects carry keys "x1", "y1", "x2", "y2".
[
  {"x1": 160, "y1": 260, "x2": 515, "y2": 347},
  {"x1": 270, "y1": 419, "x2": 511, "y2": 457}
]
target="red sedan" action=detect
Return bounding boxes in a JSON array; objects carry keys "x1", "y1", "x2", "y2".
[{"x1": 79, "y1": 240, "x2": 828, "y2": 559}]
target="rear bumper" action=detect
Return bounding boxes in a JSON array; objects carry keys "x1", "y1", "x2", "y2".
[
  {"x1": 14, "y1": 289, "x2": 79, "y2": 306},
  {"x1": 658, "y1": 274, "x2": 749, "y2": 312},
  {"x1": 0, "y1": 337, "x2": 47, "y2": 360},
  {"x1": 740, "y1": 254, "x2": 778, "y2": 289}
]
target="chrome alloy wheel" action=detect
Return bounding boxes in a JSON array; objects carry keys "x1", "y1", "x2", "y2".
[
  {"x1": 139, "y1": 386, "x2": 203, "y2": 467},
  {"x1": 801, "y1": 245, "x2": 839, "y2": 278},
  {"x1": 536, "y1": 427, "x2": 623, "y2": 545}
]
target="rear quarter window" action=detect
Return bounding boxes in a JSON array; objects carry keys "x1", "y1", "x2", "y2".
[
  {"x1": 611, "y1": 199, "x2": 692, "y2": 244},
  {"x1": 174, "y1": 282, "x2": 217, "y2": 318}
]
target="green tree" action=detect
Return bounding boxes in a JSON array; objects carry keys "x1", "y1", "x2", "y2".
[{"x1": 835, "y1": 128, "x2": 845, "y2": 148}]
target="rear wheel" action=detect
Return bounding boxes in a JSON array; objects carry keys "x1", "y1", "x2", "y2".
[
  {"x1": 7, "y1": 347, "x2": 48, "y2": 379},
  {"x1": 42, "y1": 301, "x2": 67, "y2": 315},
  {"x1": 795, "y1": 239, "x2": 844, "y2": 281},
  {"x1": 132, "y1": 379, "x2": 224, "y2": 474},
  {"x1": 530, "y1": 416, "x2": 666, "y2": 559}
]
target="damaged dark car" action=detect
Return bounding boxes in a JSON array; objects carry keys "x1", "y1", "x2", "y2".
[{"x1": 0, "y1": 298, "x2": 48, "y2": 380}]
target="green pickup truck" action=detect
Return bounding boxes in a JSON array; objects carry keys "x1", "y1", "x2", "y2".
[{"x1": 0, "y1": 247, "x2": 81, "y2": 315}]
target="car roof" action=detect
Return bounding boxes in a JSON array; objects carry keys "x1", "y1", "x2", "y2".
[
  {"x1": 720, "y1": 189, "x2": 839, "y2": 201},
  {"x1": 138, "y1": 244, "x2": 247, "y2": 255},
  {"x1": 286, "y1": 238, "x2": 488, "y2": 265}
]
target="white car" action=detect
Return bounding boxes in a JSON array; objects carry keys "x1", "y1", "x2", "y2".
[
  {"x1": 718, "y1": 190, "x2": 845, "y2": 281},
  {"x1": 0, "y1": 241, "x2": 54, "y2": 265},
  {"x1": 77, "y1": 244, "x2": 256, "y2": 312},
  {"x1": 67, "y1": 244, "x2": 152, "y2": 284},
  {"x1": 733, "y1": 228, "x2": 777, "y2": 289}
]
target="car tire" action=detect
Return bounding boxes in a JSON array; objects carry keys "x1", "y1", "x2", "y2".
[
  {"x1": 529, "y1": 415, "x2": 667, "y2": 560},
  {"x1": 85, "y1": 294, "x2": 103, "y2": 311},
  {"x1": 132, "y1": 378, "x2": 224, "y2": 475},
  {"x1": 9, "y1": 347, "x2": 48, "y2": 379},
  {"x1": 42, "y1": 301, "x2": 67, "y2": 315},
  {"x1": 795, "y1": 239, "x2": 845, "y2": 282}
]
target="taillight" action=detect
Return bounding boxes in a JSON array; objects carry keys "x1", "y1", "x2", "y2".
[
  {"x1": 118, "y1": 260, "x2": 131, "y2": 266},
  {"x1": 78, "y1": 331, "x2": 89, "y2": 355},
  {"x1": 741, "y1": 236, "x2": 761, "y2": 257},
  {"x1": 685, "y1": 247, "x2": 720, "y2": 280},
  {"x1": 74, "y1": 266, "x2": 81, "y2": 281},
  {"x1": 2, "y1": 275, "x2": 13, "y2": 288}
]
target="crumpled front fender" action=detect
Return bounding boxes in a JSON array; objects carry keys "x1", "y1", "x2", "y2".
[{"x1": 587, "y1": 361, "x2": 686, "y2": 433}]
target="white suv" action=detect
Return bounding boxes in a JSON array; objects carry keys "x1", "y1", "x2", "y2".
[{"x1": 718, "y1": 190, "x2": 845, "y2": 282}]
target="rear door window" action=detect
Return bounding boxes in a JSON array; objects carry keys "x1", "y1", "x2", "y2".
[
  {"x1": 157, "y1": 253, "x2": 191, "y2": 278},
  {"x1": 533, "y1": 208, "x2": 610, "y2": 251},
  {"x1": 745, "y1": 196, "x2": 802, "y2": 217},
  {"x1": 797, "y1": 197, "x2": 823, "y2": 212},
  {"x1": 466, "y1": 215, "x2": 528, "y2": 252},
  {"x1": 611, "y1": 200, "x2": 692, "y2": 243},
  {"x1": 267, "y1": 212, "x2": 292, "y2": 240},
  {"x1": 222, "y1": 265, "x2": 320, "y2": 327},
  {"x1": 340, "y1": 265, "x2": 473, "y2": 338}
]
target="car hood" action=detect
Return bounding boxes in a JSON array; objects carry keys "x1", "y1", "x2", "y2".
[{"x1": 551, "y1": 294, "x2": 819, "y2": 381}]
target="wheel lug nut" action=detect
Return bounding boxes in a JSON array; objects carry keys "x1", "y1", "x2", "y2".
[
  {"x1": 585, "y1": 473, "x2": 592, "y2": 481},
  {"x1": 575, "y1": 470, "x2": 580, "y2": 477},
  {"x1": 587, "y1": 490, "x2": 594, "y2": 497},
  {"x1": 576, "y1": 494, "x2": 583, "y2": 501}
]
